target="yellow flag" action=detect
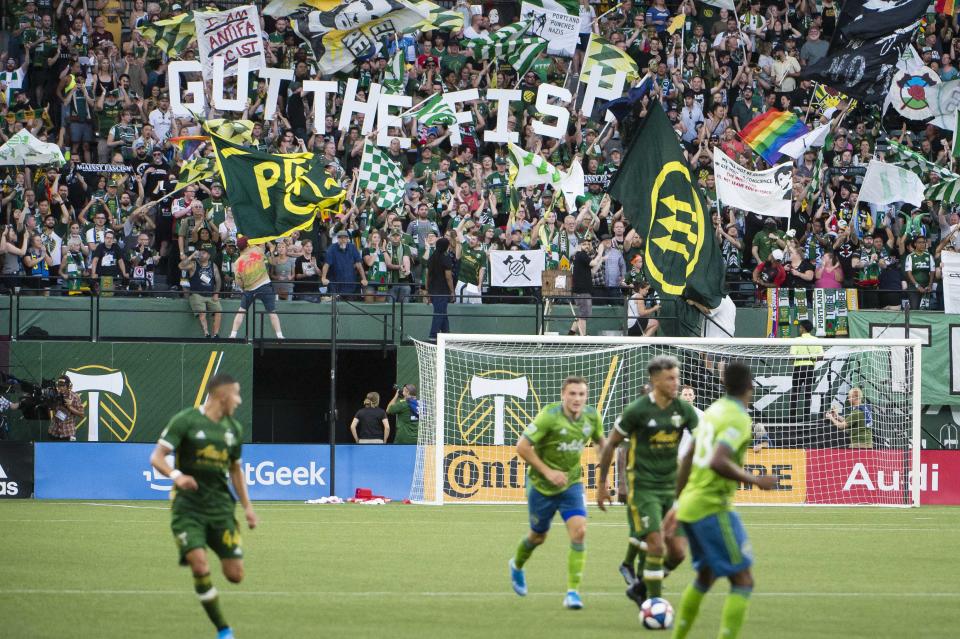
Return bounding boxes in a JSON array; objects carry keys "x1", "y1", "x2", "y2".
[{"x1": 666, "y1": 14, "x2": 686, "y2": 35}]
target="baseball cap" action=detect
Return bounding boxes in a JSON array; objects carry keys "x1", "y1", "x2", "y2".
[
  {"x1": 336, "y1": 230, "x2": 350, "y2": 238},
  {"x1": 838, "y1": 219, "x2": 848, "y2": 228},
  {"x1": 171, "y1": 3, "x2": 182, "y2": 10},
  {"x1": 764, "y1": 217, "x2": 777, "y2": 226},
  {"x1": 771, "y1": 249, "x2": 784, "y2": 261}
]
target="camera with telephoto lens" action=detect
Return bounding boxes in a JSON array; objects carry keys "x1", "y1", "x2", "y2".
[{"x1": 0, "y1": 373, "x2": 59, "y2": 420}]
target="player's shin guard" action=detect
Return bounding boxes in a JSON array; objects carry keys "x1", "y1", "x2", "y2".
[
  {"x1": 671, "y1": 580, "x2": 709, "y2": 639},
  {"x1": 717, "y1": 585, "x2": 752, "y2": 639},
  {"x1": 194, "y1": 573, "x2": 228, "y2": 631},
  {"x1": 567, "y1": 542, "x2": 586, "y2": 592},
  {"x1": 514, "y1": 537, "x2": 537, "y2": 569},
  {"x1": 643, "y1": 554, "x2": 664, "y2": 598}
]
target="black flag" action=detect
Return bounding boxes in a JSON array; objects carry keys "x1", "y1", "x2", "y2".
[
  {"x1": 839, "y1": 0, "x2": 929, "y2": 42},
  {"x1": 801, "y1": 24, "x2": 914, "y2": 103}
]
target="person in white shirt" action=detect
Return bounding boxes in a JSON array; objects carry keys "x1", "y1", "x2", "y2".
[
  {"x1": 0, "y1": 53, "x2": 28, "y2": 106},
  {"x1": 148, "y1": 93, "x2": 174, "y2": 142},
  {"x1": 40, "y1": 214, "x2": 63, "y2": 274}
]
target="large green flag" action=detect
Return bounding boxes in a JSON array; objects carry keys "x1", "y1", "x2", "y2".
[
  {"x1": 608, "y1": 102, "x2": 724, "y2": 335},
  {"x1": 209, "y1": 135, "x2": 345, "y2": 244}
]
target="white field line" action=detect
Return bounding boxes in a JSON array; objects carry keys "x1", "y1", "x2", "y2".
[{"x1": 0, "y1": 588, "x2": 957, "y2": 599}]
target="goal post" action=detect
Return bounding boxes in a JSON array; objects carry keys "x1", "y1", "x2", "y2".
[{"x1": 411, "y1": 335, "x2": 922, "y2": 507}]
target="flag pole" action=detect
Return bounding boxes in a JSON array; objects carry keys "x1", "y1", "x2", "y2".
[
  {"x1": 803, "y1": 82, "x2": 821, "y2": 124},
  {"x1": 731, "y1": 4, "x2": 750, "y2": 66}
]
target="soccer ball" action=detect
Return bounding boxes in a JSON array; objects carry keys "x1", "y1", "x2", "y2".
[{"x1": 639, "y1": 597, "x2": 674, "y2": 630}]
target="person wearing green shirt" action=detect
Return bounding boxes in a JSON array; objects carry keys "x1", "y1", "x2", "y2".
[
  {"x1": 149, "y1": 374, "x2": 257, "y2": 639},
  {"x1": 455, "y1": 232, "x2": 486, "y2": 303},
  {"x1": 95, "y1": 91, "x2": 124, "y2": 162},
  {"x1": 204, "y1": 182, "x2": 229, "y2": 226},
  {"x1": 596, "y1": 356, "x2": 698, "y2": 606},
  {"x1": 670, "y1": 362, "x2": 777, "y2": 639},
  {"x1": 751, "y1": 217, "x2": 786, "y2": 265},
  {"x1": 905, "y1": 235, "x2": 935, "y2": 310},
  {"x1": 509, "y1": 376, "x2": 606, "y2": 610},
  {"x1": 386, "y1": 384, "x2": 420, "y2": 444},
  {"x1": 826, "y1": 387, "x2": 873, "y2": 449},
  {"x1": 486, "y1": 158, "x2": 510, "y2": 210}
]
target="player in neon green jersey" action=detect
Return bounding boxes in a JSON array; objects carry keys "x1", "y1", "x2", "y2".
[
  {"x1": 149, "y1": 374, "x2": 258, "y2": 639},
  {"x1": 596, "y1": 356, "x2": 698, "y2": 608},
  {"x1": 509, "y1": 376, "x2": 606, "y2": 610},
  {"x1": 669, "y1": 362, "x2": 777, "y2": 639}
]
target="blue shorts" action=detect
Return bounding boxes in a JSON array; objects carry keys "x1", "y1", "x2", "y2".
[
  {"x1": 240, "y1": 283, "x2": 277, "y2": 312},
  {"x1": 682, "y1": 511, "x2": 753, "y2": 577},
  {"x1": 527, "y1": 482, "x2": 587, "y2": 534}
]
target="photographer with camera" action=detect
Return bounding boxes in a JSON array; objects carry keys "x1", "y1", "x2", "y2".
[
  {"x1": 387, "y1": 384, "x2": 420, "y2": 445},
  {"x1": 48, "y1": 375, "x2": 84, "y2": 442},
  {"x1": 0, "y1": 391, "x2": 21, "y2": 439}
]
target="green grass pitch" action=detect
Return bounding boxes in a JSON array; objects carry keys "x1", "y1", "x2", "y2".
[{"x1": 1, "y1": 501, "x2": 957, "y2": 638}]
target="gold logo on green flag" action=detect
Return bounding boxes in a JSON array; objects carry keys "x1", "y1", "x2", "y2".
[{"x1": 647, "y1": 161, "x2": 706, "y2": 295}]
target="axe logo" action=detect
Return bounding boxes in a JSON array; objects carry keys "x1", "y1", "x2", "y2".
[
  {"x1": 501, "y1": 253, "x2": 532, "y2": 283},
  {"x1": 67, "y1": 365, "x2": 138, "y2": 442},
  {"x1": 456, "y1": 370, "x2": 541, "y2": 445}
]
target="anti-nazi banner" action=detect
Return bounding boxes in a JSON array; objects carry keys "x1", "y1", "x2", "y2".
[
  {"x1": 713, "y1": 148, "x2": 791, "y2": 218},
  {"x1": 520, "y1": 0, "x2": 580, "y2": 57},
  {"x1": 490, "y1": 250, "x2": 546, "y2": 287},
  {"x1": 195, "y1": 4, "x2": 266, "y2": 78}
]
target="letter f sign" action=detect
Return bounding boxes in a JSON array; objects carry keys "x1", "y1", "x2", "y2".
[{"x1": 66, "y1": 371, "x2": 124, "y2": 441}]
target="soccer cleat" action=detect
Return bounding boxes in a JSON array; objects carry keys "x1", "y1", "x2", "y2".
[
  {"x1": 618, "y1": 562, "x2": 636, "y2": 585},
  {"x1": 563, "y1": 590, "x2": 583, "y2": 610},
  {"x1": 625, "y1": 579, "x2": 647, "y2": 610},
  {"x1": 509, "y1": 559, "x2": 527, "y2": 596},
  {"x1": 216, "y1": 628, "x2": 235, "y2": 639}
]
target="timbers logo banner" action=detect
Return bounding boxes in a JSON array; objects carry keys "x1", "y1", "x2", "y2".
[
  {"x1": 210, "y1": 134, "x2": 345, "y2": 244},
  {"x1": 608, "y1": 102, "x2": 724, "y2": 323}
]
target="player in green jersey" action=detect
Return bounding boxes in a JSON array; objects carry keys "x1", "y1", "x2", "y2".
[
  {"x1": 509, "y1": 376, "x2": 606, "y2": 610},
  {"x1": 596, "y1": 356, "x2": 698, "y2": 608},
  {"x1": 149, "y1": 374, "x2": 258, "y2": 639},
  {"x1": 669, "y1": 362, "x2": 777, "y2": 639}
]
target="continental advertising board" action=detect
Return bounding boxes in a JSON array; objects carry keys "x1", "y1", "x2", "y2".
[
  {"x1": 440, "y1": 446, "x2": 808, "y2": 505},
  {"x1": 8, "y1": 342, "x2": 253, "y2": 442}
]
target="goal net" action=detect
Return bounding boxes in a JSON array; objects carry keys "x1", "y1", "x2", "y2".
[{"x1": 410, "y1": 335, "x2": 921, "y2": 506}]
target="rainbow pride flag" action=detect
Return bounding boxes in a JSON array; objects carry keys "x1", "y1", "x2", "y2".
[
  {"x1": 738, "y1": 109, "x2": 809, "y2": 165},
  {"x1": 936, "y1": 0, "x2": 955, "y2": 15}
]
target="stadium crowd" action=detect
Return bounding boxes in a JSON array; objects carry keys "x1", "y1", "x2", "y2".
[{"x1": 0, "y1": 0, "x2": 958, "y2": 317}]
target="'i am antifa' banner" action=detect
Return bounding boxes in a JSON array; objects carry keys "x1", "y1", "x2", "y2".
[{"x1": 195, "y1": 4, "x2": 266, "y2": 78}]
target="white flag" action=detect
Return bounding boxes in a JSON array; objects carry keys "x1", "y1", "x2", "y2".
[
  {"x1": 713, "y1": 148, "x2": 791, "y2": 218},
  {"x1": 489, "y1": 250, "x2": 546, "y2": 287},
  {"x1": 859, "y1": 159, "x2": 926, "y2": 207},
  {"x1": 778, "y1": 123, "x2": 832, "y2": 159},
  {"x1": 0, "y1": 129, "x2": 64, "y2": 166},
  {"x1": 942, "y1": 251, "x2": 960, "y2": 314},
  {"x1": 194, "y1": 5, "x2": 266, "y2": 78},
  {"x1": 508, "y1": 143, "x2": 584, "y2": 213}
]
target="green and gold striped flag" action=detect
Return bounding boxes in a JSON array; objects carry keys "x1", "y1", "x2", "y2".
[
  {"x1": 178, "y1": 156, "x2": 215, "y2": 188},
  {"x1": 926, "y1": 176, "x2": 960, "y2": 204},
  {"x1": 137, "y1": 12, "x2": 195, "y2": 56},
  {"x1": 507, "y1": 37, "x2": 547, "y2": 77},
  {"x1": 464, "y1": 20, "x2": 532, "y2": 59},
  {"x1": 582, "y1": 34, "x2": 639, "y2": 88},
  {"x1": 414, "y1": 93, "x2": 457, "y2": 126},
  {"x1": 406, "y1": 1, "x2": 465, "y2": 32}
]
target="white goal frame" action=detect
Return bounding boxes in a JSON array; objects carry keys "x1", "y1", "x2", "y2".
[{"x1": 423, "y1": 334, "x2": 923, "y2": 507}]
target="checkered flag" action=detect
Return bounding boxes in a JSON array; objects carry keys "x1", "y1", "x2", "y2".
[{"x1": 358, "y1": 140, "x2": 405, "y2": 211}]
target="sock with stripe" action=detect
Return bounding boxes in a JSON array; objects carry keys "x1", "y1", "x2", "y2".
[
  {"x1": 717, "y1": 585, "x2": 752, "y2": 639},
  {"x1": 671, "y1": 580, "x2": 709, "y2": 639},
  {"x1": 567, "y1": 542, "x2": 586, "y2": 592},
  {"x1": 634, "y1": 547, "x2": 646, "y2": 584},
  {"x1": 513, "y1": 537, "x2": 537, "y2": 569},
  {"x1": 643, "y1": 554, "x2": 664, "y2": 598},
  {"x1": 194, "y1": 573, "x2": 228, "y2": 631}
]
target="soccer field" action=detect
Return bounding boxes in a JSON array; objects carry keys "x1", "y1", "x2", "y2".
[{"x1": 1, "y1": 502, "x2": 957, "y2": 639}]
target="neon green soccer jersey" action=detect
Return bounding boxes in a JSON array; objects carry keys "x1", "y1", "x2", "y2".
[
  {"x1": 677, "y1": 397, "x2": 752, "y2": 523},
  {"x1": 522, "y1": 402, "x2": 604, "y2": 496},
  {"x1": 159, "y1": 407, "x2": 243, "y2": 519}
]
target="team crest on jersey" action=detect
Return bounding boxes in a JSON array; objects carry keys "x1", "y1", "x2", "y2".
[
  {"x1": 560, "y1": 428, "x2": 567, "y2": 435},
  {"x1": 582, "y1": 425, "x2": 592, "y2": 437},
  {"x1": 195, "y1": 430, "x2": 207, "y2": 440},
  {"x1": 224, "y1": 430, "x2": 235, "y2": 447},
  {"x1": 647, "y1": 419, "x2": 658, "y2": 428},
  {"x1": 671, "y1": 414, "x2": 682, "y2": 428}
]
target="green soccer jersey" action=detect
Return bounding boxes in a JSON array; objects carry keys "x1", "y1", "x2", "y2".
[
  {"x1": 522, "y1": 402, "x2": 604, "y2": 497},
  {"x1": 616, "y1": 394, "x2": 698, "y2": 491},
  {"x1": 677, "y1": 397, "x2": 752, "y2": 523},
  {"x1": 458, "y1": 245, "x2": 486, "y2": 286},
  {"x1": 905, "y1": 250, "x2": 934, "y2": 288},
  {"x1": 159, "y1": 407, "x2": 243, "y2": 519},
  {"x1": 846, "y1": 407, "x2": 872, "y2": 447}
]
